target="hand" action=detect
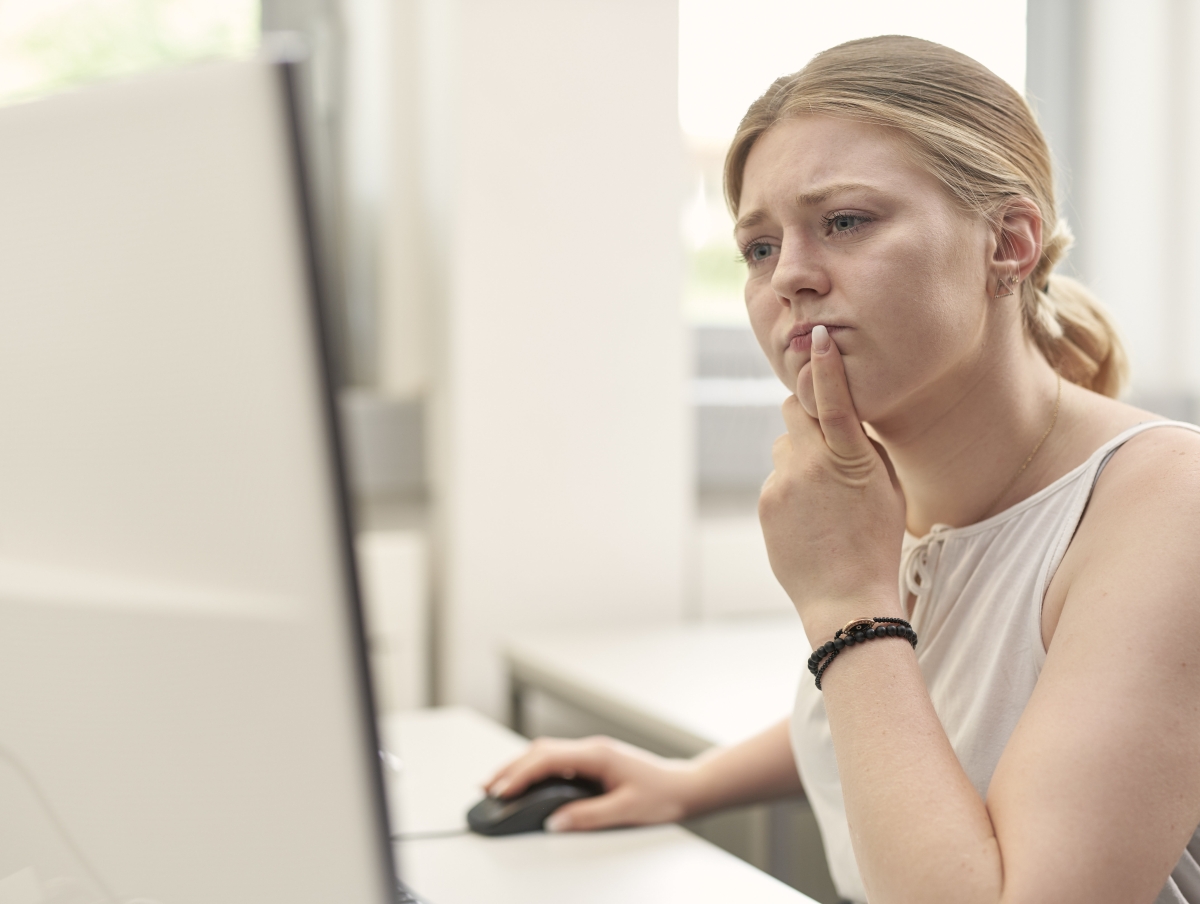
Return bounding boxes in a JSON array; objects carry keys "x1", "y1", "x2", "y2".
[
  {"x1": 483, "y1": 735, "x2": 700, "y2": 832},
  {"x1": 760, "y1": 324, "x2": 906, "y2": 639}
]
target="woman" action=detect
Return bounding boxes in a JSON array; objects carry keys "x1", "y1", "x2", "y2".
[{"x1": 486, "y1": 36, "x2": 1200, "y2": 904}]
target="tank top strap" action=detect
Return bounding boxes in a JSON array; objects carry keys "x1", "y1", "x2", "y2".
[{"x1": 1029, "y1": 419, "x2": 1200, "y2": 666}]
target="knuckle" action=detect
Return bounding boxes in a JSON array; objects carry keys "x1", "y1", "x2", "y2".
[
  {"x1": 759, "y1": 478, "x2": 780, "y2": 505},
  {"x1": 758, "y1": 482, "x2": 781, "y2": 515},
  {"x1": 759, "y1": 477, "x2": 800, "y2": 523},
  {"x1": 590, "y1": 735, "x2": 618, "y2": 752},
  {"x1": 820, "y1": 408, "x2": 854, "y2": 430},
  {"x1": 757, "y1": 496, "x2": 774, "y2": 525}
]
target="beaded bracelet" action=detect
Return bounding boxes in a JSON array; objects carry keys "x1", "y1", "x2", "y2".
[{"x1": 807, "y1": 617, "x2": 917, "y2": 690}]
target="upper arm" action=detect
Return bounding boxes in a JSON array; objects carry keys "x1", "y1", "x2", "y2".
[{"x1": 987, "y1": 427, "x2": 1200, "y2": 904}]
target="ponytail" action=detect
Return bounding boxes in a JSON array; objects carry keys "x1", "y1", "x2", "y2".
[{"x1": 1024, "y1": 218, "x2": 1128, "y2": 398}]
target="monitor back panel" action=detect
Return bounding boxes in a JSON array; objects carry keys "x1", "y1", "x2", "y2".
[{"x1": 0, "y1": 60, "x2": 393, "y2": 904}]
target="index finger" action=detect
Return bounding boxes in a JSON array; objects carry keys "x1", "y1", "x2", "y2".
[
  {"x1": 485, "y1": 738, "x2": 607, "y2": 798},
  {"x1": 808, "y1": 324, "x2": 870, "y2": 459}
]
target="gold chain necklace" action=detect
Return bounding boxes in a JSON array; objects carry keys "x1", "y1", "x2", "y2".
[{"x1": 985, "y1": 373, "x2": 1063, "y2": 516}]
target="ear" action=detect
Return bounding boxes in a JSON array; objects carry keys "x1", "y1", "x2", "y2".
[{"x1": 990, "y1": 198, "x2": 1043, "y2": 296}]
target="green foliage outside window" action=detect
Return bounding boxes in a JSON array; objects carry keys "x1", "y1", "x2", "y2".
[{"x1": 0, "y1": 0, "x2": 259, "y2": 105}]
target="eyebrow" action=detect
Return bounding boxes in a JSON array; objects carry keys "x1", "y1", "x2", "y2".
[{"x1": 734, "y1": 181, "x2": 883, "y2": 233}]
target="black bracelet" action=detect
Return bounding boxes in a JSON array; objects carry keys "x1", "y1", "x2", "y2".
[
  {"x1": 807, "y1": 617, "x2": 917, "y2": 691},
  {"x1": 806, "y1": 617, "x2": 913, "y2": 674}
]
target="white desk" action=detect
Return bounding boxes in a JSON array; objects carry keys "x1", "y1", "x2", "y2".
[
  {"x1": 384, "y1": 707, "x2": 816, "y2": 904},
  {"x1": 501, "y1": 616, "x2": 843, "y2": 902},
  {"x1": 504, "y1": 615, "x2": 808, "y2": 755}
]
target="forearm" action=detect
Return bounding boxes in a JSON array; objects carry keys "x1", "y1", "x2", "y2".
[
  {"x1": 817, "y1": 615, "x2": 1002, "y2": 904},
  {"x1": 682, "y1": 718, "x2": 802, "y2": 818}
]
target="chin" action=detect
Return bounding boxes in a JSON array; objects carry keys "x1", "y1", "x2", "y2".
[
  {"x1": 796, "y1": 370, "x2": 885, "y2": 425},
  {"x1": 850, "y1": 390, "x2": 901, "y2": 428}
]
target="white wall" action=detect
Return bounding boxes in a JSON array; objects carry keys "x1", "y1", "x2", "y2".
[
  {"x1": 376, "y1": 0, "x2": 429, "y2": 399},
  {"x1": 1078, "y1": 0, "x2": 1171, "y2": 390},
  {"x1": 1062, "y1": 0, "x2": 1200, "y2": 403},
  {"x1": 697, "y1": 514, "x2": 793, "y2": 619},
  {"x1": 1182, "y1": 2, "x2": 1200, "y2": 396},
  {"x1": 382, "y1": 0, "x2": 690, "y2": 717}
]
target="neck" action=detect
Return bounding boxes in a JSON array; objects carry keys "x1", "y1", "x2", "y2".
[{"x1": 869, "y1": 336, "x2": 1063, "y2": 537}]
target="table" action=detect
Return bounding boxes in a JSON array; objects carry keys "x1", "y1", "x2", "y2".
[
  {"x1": 504, "y1": 615, "x2": 808, "y2": 755},
  {"x1": 501, "y1": 616, "x2": 842, "y2": 902},
  {"x1": 383, "y1": 706, "x2": 816, "y2": 904}
]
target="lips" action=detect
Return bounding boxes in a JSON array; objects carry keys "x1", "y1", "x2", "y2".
[{"x1": 786, "y1": 323, "x2": 847, "y2": 354}]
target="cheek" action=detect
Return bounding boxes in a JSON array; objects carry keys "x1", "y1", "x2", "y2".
[
  {"x1": 744, "y1": 281, "x2": 790, "y2": 384},
  {"x1": 839, "y1": 350, "x2": 911, "y2": 423},
  {"x1": 842, "y1": 288, "x2": 982, "y2": 421}
]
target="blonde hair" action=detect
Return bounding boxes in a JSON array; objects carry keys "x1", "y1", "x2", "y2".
[{"x1": 724, "y1": 35, "x2": 1128, "y2": 398}]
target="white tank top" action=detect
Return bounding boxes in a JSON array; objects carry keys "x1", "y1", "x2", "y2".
[{"x1": 790, "y1": 420, "x2": 1200, "y2": 904}]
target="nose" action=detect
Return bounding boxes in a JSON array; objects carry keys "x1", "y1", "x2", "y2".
[{"x1": 770, "y1": 233, "x2": 829, "y2": 305}]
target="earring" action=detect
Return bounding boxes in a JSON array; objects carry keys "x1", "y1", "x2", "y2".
[{"x1": 994, "y1": 267, "x2": 1019, "y2": 299}]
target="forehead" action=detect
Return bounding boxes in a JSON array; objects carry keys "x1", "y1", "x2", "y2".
[{"x1": 738, "y1": 115, "x2": 943, "y2": 215}]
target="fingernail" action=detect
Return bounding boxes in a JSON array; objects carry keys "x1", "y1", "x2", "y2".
[
  {"x1": 544, "y1": 813, "x2": 569, "y2": 832},
  {"x1": 491, "y1": 778, "x2": 509, "y2": 797},
  {"x1": 811, "y1": 324, "x2": 830, "y2": 353}
]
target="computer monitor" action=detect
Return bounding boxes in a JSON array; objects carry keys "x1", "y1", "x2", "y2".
[{"x1": 0, "y1": 56, "x2": 398, "y2": 903}]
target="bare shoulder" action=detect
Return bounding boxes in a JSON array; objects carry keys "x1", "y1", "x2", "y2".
[
  {"x1": 1050, "y1": 420, "x2": 1200, "y2": 637},
  {"x1": 1043, "y1": 417, "x2": 1200, "y2": 643},
  {"x1": 1058, "y1": 380, "x2": 1200, "y2": 530},
  {"x1": 1087, "y1": 421, "x2": 1200, "y2": 516}
]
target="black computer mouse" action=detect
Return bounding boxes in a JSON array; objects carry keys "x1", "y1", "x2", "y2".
[{"x1": 466, "y1": 775, "x2": 605, "y2": 836}]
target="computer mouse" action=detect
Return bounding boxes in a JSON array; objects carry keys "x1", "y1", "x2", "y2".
[{"x1": 466, "y1": 775, "x2": 605, "y2": 836}]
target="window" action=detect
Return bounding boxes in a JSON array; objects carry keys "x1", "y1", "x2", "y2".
[{"x1": 0, "y1": 0, "x2": 259, "y2": 105}]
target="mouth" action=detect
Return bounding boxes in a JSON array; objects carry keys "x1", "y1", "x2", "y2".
[{"x1": 786, "y1": 323, "x2": 849, "y2": 354}]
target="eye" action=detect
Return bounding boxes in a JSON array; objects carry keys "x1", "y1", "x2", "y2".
[
  {"x1": 823, "y1": 212, "x2": 871, "y2": 235},
  {"x1": 739, "y1": 240, "x2": 778, "y2": 266}
]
